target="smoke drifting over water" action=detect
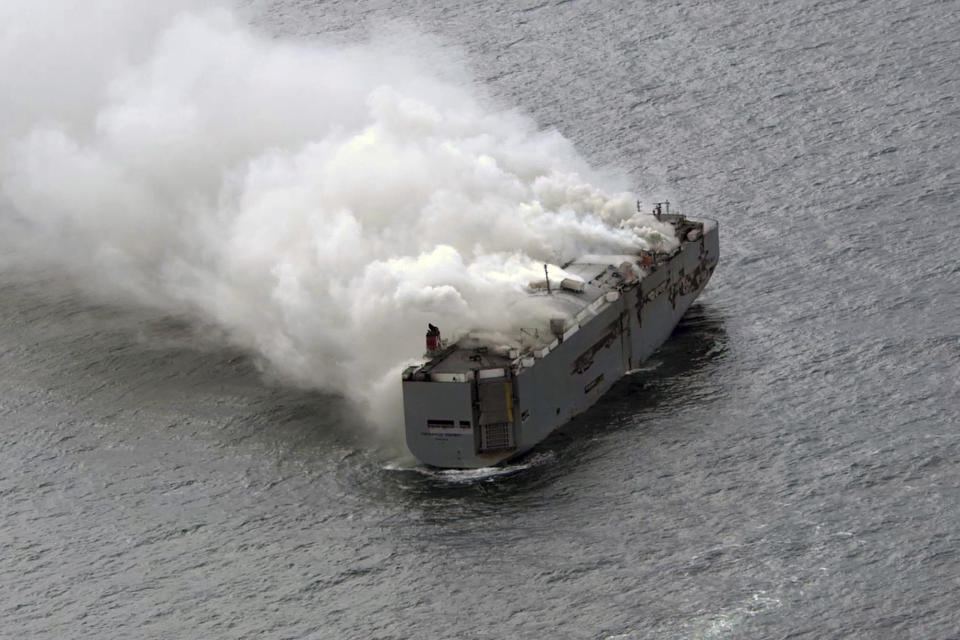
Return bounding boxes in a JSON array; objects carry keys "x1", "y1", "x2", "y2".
[{"x1": 0, "y1": 2, "x2": 677, "y2": 429}]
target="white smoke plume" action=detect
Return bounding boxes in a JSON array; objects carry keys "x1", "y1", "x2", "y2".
[{"x1": 0, "y1": 2, "x2": 678, "y2": 430}]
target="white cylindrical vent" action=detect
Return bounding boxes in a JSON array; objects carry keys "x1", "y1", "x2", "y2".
[{"x1": 560, "y1": 278, "x2": 585, "y2": 292}]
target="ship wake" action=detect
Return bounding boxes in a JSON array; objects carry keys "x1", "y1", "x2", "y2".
[{"x1": 384, "y1": 451, "x2": 556, "y2": 484}]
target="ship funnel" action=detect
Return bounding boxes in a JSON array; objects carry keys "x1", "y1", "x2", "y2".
[{"x1": 426, "y1": 323, "x2": 442, "y2": 354}]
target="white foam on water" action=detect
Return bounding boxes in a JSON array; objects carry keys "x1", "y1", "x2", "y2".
[
  {"x1": 384, "y1": 451, "x2": 554, "y2": 483},
  {"x1": 688, "y1": 593, "x2": 783, "y2": 640}
]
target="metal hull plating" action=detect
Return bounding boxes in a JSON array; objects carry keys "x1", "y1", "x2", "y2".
[{"x1": 403, "y1": 217, "x2": 718, "y2": 468}]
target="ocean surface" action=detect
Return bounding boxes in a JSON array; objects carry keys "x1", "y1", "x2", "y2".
[{"x1": 3, "y1": 0, "x2": 959, "y2": 638}]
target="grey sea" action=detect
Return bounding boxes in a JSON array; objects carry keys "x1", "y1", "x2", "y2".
[{"x1": 3, "y1": 0, "x2": 959, "y2": 638}]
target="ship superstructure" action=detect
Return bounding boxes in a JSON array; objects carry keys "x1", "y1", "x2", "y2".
[{"x1": 402, "y1": 211, "x2": 719, "y2": 468}]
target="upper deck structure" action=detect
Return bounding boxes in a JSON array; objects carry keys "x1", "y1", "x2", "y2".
[{"x1": 402, "y1": 212, "x2": 719, "y2": 468}]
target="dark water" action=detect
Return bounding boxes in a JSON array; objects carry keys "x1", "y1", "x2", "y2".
[{"x1": 3, "y1": 0, "x2": 960, "y2": 637}]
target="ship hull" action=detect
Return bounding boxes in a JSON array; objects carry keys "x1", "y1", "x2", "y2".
[{"x1": 403, "y1": 219, "x2": 718, "y2": 469}]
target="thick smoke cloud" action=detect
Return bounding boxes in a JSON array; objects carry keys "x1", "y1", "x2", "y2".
[{"x1": 0, "y1": 2, "x2": 678, "y2": 431}]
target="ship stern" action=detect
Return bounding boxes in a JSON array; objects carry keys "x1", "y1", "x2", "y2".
[{"x1": 402, "y1": 373, "x2": 519, "y2": 469}]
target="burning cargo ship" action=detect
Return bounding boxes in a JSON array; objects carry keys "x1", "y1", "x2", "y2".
[{"x1": 401, "y1": 208, "x2": 718, "y2": 468}]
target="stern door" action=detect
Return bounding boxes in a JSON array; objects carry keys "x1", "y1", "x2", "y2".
[{"x1": 476, "y1": 380, "x2": 516, "y2": 453}]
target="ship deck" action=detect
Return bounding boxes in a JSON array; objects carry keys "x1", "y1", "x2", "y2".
[{"x1": 416, "y1": 252, "x2": 664, "y2": 377}]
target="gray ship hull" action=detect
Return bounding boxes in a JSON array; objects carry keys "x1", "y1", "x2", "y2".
[{"x1": 403, "y1": 216, "x2": 719, "y2": 468}]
